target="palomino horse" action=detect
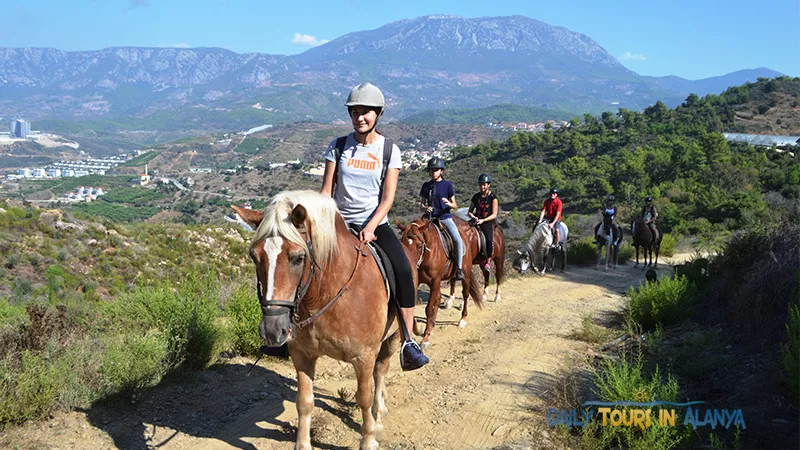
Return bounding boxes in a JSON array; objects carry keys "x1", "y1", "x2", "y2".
[
  {"x1": 519, "y1": 221, "x2": 568, "y2": 275},
  {"x1": 595, "y1": 212, "x2": 623, "y2": 271},
  {"x1": 396, "y1": 217, "x2": 484, "y2": 349},
  {"x1": 443, "y1": 220, "x2": 506, "y2": 307},
  {"x1": 631, "y1": 217, "x2": 662, "y2": 267},
  {"x1": 232, "y1": 191, "x2": 411, "y2": 450}
]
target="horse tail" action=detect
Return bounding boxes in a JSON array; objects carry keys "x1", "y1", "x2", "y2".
[
  {"x1": 469, "y1": 271, "x2": 485, "y2": 310},
  {"x1": 494, "y1": 229, "x2": 506, "y2": 285}
]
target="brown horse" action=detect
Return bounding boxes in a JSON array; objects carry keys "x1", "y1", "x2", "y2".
[
  {"x1": 631, "y1": 217, "x2": 662, "y2": 268},
  {"x1": 396, "y1": 217, "x2": 483, "y2": 349},
  {"x1": 232, "y1": 190, "x2": 412, "y2": 450},
  {"x1": 444, "y1": 221, "x2": 506, "y2": 306}
]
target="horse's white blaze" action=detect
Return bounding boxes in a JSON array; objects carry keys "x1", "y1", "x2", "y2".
[{"x1": 264, "y1": 236, "x2": 283, "y2": 301}]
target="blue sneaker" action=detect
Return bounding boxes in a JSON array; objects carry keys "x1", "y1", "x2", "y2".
[{"x1": 400, "y1": 340, "x2": 429, "y2": 371}]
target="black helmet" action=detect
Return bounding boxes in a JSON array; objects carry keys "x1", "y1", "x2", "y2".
[
  {"x1": 478, "y1": 173, "x2": 492, "y2": 184},
  {"x1": 645, "y1": 196, "x2": 653, "y2": 203},
  {"x1": 427, "y1": 157, "x2": 445, "y2": 170},
  {"x1": 607, "y1": 194, "x2": 615, "y2": 202},
  {"x1": 549, "y1": 187, "x2": 559, "y2": 195}
]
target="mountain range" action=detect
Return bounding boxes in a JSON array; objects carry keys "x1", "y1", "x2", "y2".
[{"x1": 0, "y1": 15, "x2": 785, "y2": 127}]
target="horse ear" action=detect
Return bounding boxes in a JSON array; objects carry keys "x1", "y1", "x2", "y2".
[
  {"x1": 395, "y1": 219, "x2": 407, "y2": 231},
  {"x1": 231, "y1": 205, "x2": 264, "y2": 228},
  {"x1": 290, "y1": 204, "x2": 308, "y2": 228}
]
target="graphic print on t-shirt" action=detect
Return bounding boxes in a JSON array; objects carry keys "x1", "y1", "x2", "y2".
[{"x1": 346, "y1": 152, "x2": 380, "y2": 171}]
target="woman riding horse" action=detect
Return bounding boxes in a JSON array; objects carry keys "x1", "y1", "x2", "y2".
[
  {"x1": 419, "y1": 157, "x2": 466, "y2": 281},
  {"x1": 320, "y1": 82, "x2": 428, "y2": 371},
  {"x1": 443, "y1": 173, "x2": 507, "y2": 306}
]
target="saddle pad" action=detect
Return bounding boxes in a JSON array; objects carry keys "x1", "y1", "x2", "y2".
[
  {"x1": 366, "y1": 242, "x2": 395, "y2": 305},
  {"x1": 432, "y1": 220, "x2": 457, "y2": 264},
  {"x1": 346, "y1": 226, "x2": 393, "y2": 303}
]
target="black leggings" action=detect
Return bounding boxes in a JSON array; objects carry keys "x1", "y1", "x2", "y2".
[
  {"x1": 479, "y1": 222, "x2": 494, "y2": 257},
  {"x1": 374, "y1": 223, "x2": 415, "y2": 308}
]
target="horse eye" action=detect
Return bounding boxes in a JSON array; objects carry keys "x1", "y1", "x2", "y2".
[{"x1": 291, "y1": 255, "x2": 305, "y2": 266}]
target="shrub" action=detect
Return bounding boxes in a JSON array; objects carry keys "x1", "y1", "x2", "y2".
[
  {"x1": 28, "y1": 253, "x2": 41, "y2": 268},
  {"x1": 660, "y1": 233, "x2": 677, "y2": 257},
  {"x1": 626, "y1": 275, "x2": 693, "y2": 329},
  {"x1": 13, "y1": 278, "x2": 33, "y2": 300},
  {"x1": 585, "y1": 351, "x2": 690, "y2": 449},
  {"x1": 568, "y1": 236, "x2": 598, "y2": 266},
  {"x1": 618, "y1": 243, "x2": 634, "y2": 264},
  {"x1": 0, "y1": 351, "x2": 63, "y2": 424},
  {"x1": 107, "y1": 272, "x2": 227, "y2": 369},
  {"x1": 0, "y1": 297, "x2": 27, "y2": 331},
  {"x1": 99, "y1": 330, "x2": 170, "y2": 393},
  {"x1": 783, "y1": 304, "x2": 800, "y2": 401},
  {"x1": 225, "y1": 283, "x2": 262, "y2": 356}
]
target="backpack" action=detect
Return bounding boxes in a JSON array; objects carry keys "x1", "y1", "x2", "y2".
[{"x1": 332, "y1": 135, "x2": 394, "y2": 198}]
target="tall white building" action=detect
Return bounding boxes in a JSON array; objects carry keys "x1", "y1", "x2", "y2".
[{"x1": 9, "y1": 119, "x2": 31, "y2": 138}]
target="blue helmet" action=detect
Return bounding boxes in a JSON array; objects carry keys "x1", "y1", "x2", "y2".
[{"x1": 478, "y1": 173, "x2": 492, "y2": 184}]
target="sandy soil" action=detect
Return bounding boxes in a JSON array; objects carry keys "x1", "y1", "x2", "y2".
[{"x1": 1, "y1": 262, "x2": 678, "y2": 450}]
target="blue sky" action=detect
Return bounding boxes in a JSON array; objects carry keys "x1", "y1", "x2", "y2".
[{"x1": 2, "y1": 0, "x2": 798, "y2": 80}]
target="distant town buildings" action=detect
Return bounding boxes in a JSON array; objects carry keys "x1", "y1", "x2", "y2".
[
  {"x1": 63, "y1": 186, "x2": 105, "y2": 202},
  {"x1": 9, "y1": 119, "x2": 30, "y2": 138}
]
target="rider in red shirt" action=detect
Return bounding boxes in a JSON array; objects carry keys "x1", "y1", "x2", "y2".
[{"x1": 538, "y1": 188, "x2": 563, "y2": 249}]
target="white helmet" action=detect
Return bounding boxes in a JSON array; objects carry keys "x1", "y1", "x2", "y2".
[{"x1": 345, "y1": 82, "x2": 386, "y2": 110}]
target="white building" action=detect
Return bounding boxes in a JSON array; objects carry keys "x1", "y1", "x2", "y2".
[
  {"x1": 139, "y1": 164, "x2": 151, "y2": 186},
  {"x1": 46, "y1": 168, "x2": 62, "y2": 177}
]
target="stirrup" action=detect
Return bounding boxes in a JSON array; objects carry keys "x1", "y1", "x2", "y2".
[{"x1": 400, "y1": 340, "x2": 429, "y2": 371}]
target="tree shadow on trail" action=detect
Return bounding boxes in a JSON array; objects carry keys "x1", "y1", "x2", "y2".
[{"x1": 81, "y1": 362, "x2": 356, "y2": 450}]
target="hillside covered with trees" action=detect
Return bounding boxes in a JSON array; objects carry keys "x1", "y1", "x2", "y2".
[{"x1": 390, "y1": 77, "x2": 799, "y2": 250}]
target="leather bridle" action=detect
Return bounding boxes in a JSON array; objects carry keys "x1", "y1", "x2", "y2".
[{"x1": 255, "y1": 226, "x2": 364, "y2": 330}]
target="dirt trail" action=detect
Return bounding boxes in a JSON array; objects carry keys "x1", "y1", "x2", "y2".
[{"x1": 2, "y1": 262, "x2": 679, "y2": 450}]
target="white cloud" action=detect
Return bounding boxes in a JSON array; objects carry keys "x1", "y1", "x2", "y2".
[
  {"x1": 291, "y1": 33, "x2": 329, "y2": 47},
  {"x1": 620, "y1": 51, "x2": 646, "y2": 61}
]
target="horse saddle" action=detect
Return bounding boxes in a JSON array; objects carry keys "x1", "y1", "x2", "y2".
[
  {"x1": 469, "y1": 220, "x2": 489, "y2": 258},
  {"x1": 347, "y1": 226, "x2": 395, "y2": 305},
  {"x1": 477, "y1": 230, "x2": 488, "y2": 258},
  {"x1": 431, "y1": 219, "x2": 458, "y2": 267}
]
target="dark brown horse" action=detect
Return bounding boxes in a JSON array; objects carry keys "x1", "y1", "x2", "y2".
[
  {"x1": 444, "y1": 220, "x2": 506, "y2": 306},
  {"x1": 631, "y1": 217, "x2": 662, "y2": 268},
  {"x1": 233, "y1": 190, "x2": 413, "y2": 450},
  {"x1": 396, "y1": 217, "x2": 483, "y2": 349}
]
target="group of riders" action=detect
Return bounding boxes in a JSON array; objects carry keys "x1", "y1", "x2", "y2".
[{"x1": 318, "y1": 81, "x2": 661, "y2": 373}]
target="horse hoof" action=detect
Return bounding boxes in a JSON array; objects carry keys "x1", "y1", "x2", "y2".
[
  {"x1": 483, "y1": 288, "x2": 489, "y2": 298},
  {"x1": 360, "y1": 439, "x2": 379, "y2": 450},
  {"x1": 440, "y1": 296, "x2": 452, "y2": 309},
  {"x1": 494, "y1": 294, "x2": 501, "y2": 303},
  {"x1": 373, "y1": 422, "x2": 384, "y2": 434},
  {"x1": 420, "y1": 341, "x2": 431, "y2": 351},
  {"x1": 458, "y1": 319, "x2": 467, "y2": 328}
]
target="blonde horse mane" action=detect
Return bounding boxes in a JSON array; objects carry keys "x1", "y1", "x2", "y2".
[{"x1": 251, "y1": 190, "x2": 339, "y2": 265}]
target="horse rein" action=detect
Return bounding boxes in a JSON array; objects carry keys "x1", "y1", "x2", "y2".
[
  {"x1": 408, "y1": 222, "x2": 430, "y2": 268},
  {"x1": 256, "y1": 226, "x2": 365, "y2": 330}
]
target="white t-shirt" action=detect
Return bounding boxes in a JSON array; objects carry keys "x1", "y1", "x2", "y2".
[{"x1": 324, "y1": 133, "x2": 402, "y2": 227}]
